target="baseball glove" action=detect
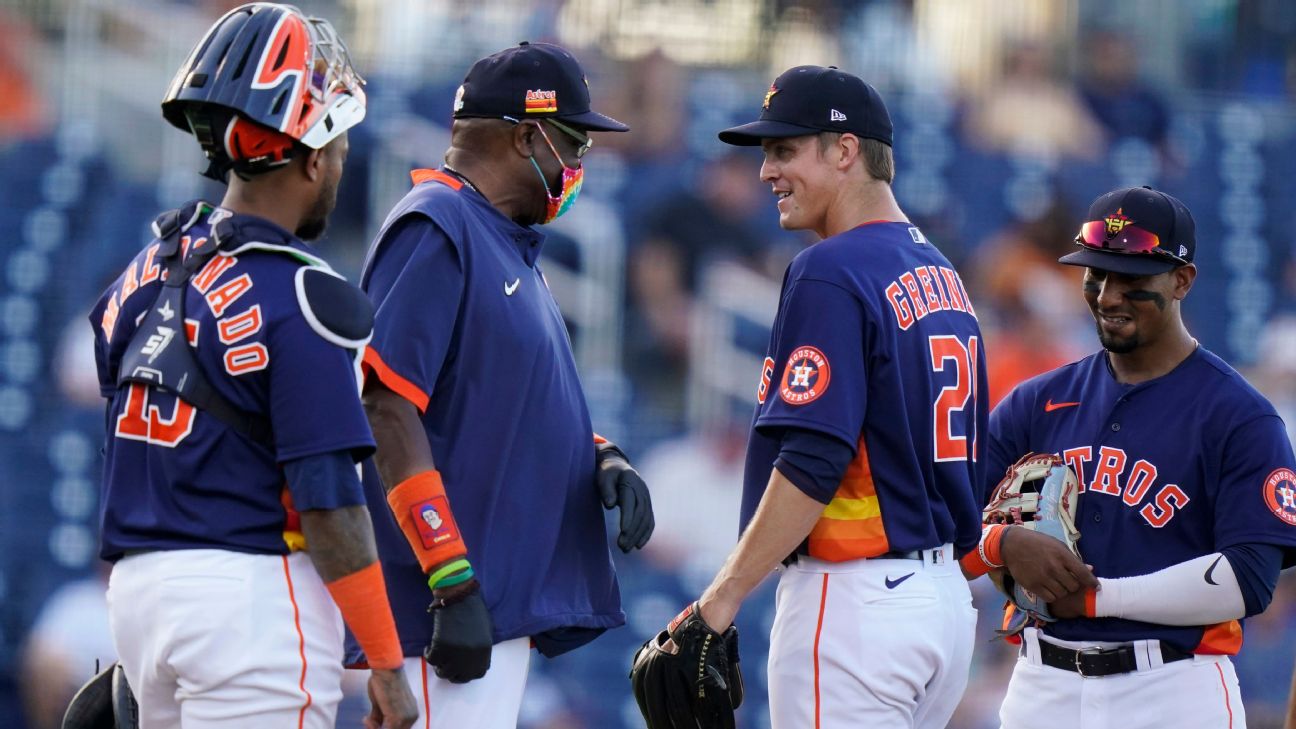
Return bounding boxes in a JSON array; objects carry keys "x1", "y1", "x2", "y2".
[
  {"x1": 629, "y1": 602, "x2": 744, "y2": 729},
  {"x1": 984, "y1": 452, "x2": 1082, "y2": 626}
]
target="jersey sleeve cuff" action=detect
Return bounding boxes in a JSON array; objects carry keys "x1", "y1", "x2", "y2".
[
  {"x1": 774, "y1": 459, "x2": 835, "y2": 505},
  {"x1": 754, "y1": 416, "x2": 857, "y2": 454},
  {"x1": 362, "y1": 345, "x2": 430, "y2": 413}
]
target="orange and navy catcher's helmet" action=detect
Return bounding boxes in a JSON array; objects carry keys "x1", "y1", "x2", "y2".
[{"x1": 162, "y1": 3, "x2": 365, "y2": 180}]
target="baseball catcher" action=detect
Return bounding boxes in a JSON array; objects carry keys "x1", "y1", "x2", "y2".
[{"x1": 629, "y1": 602, "x2": 744, "y2": 728}]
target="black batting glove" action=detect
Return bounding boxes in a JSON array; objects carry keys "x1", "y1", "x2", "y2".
[
  {"x1": 424, "y1": 580, "x2": 493, "y2": 683},
  {"x1": 595, "y1": 440, "x2": 655, "y2": 552}
]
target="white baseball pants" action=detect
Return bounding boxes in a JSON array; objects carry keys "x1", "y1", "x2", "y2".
[
  {"x1": 107, "y1": 549, "x2": 345, "y2": 729},
  {"x1": 398, "y1": 636, "x2": 531, "y2": 728},
  {"x1": 768, "y1": 544, "x2": 977, "y2": 728},
  {"x1": 1000, "y1": 628, "x2": 1246, "y2": 729}
]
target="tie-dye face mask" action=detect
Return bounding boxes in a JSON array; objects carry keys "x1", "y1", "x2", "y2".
[{"x1": 528, "y1": 121, "x2": 585, "y2": 224}]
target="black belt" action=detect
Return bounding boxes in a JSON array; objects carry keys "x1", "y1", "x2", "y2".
[
  {"x1": 783, "y1": 547, "x2": 942, "y2": 566},
  {"x1": 872, "y1": 549, "x2": 924, "y2": 561},
  {"x1": 1036, "y1": 638, "x2": 1193, "y2": 677}
]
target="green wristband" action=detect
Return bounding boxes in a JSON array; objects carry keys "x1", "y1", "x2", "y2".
[
  {"x1": 435, "y1": 568, "x2": 475, "y2": 589},
  {"x1": 427, "y1": 558, "x2": 471, "y2": 590}
]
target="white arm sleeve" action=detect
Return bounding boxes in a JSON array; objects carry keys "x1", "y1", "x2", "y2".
[{"x1": 1093, "y1": 552, "x2": 1246, "y2": 625}]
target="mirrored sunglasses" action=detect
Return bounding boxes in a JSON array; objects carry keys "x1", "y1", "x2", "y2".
[{"x1": 1075, "y1": 220, "x2": 1186, "y2": 264}]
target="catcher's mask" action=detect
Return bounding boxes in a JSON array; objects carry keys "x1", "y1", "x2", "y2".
[{"x1": 162, "y1": 3, "x2": 365, "y2": 180}]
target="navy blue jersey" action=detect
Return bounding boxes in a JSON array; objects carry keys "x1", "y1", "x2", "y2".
[
  {"x1": 90, "y1": 205, "x2": 375, "y2": 559},
  {"x1": 742, "y1": 222, "x2": 988, "y2": 560},
  {"x1": 352, "y1": 170, "x2": 622, "y2": 660},
  {"x1": 987, "y1": 347, "x2": 1296, "y2": 654}
]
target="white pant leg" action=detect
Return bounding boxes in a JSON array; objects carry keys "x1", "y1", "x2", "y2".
[
  {"x1": 912, "y1": 567, "x2": 978, "y2": 729},
  {"x1": 768, "y1": 546, "x2": 976, "y2": 729},
  {"x1": 108, "y1": 550, "x2": 345, "y2": 729},
  {"x1": 109, "y1": 558, "x2": 182, "y2": 729},
  {"x1": 1000, "y1": 630, "x2": 1246, "y2": 729},
  {"x1": 402, "y1": 636, "x2": 531, "y2": 729}
]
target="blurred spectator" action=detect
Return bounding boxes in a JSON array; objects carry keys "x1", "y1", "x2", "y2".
[
  {"x1": 963, "y1": 40, "x2": 1105, "y2": 162},
  {"x1": 634, "y1": 418, "x2": 747, "y2": 574},
  {"x1": 1244, "y1": 314, "x2": 1296, "y2": 445},
  {"x1": 0, "y1": 11, "x2": 48, "y2": 144},
  {"x1": 1078, "y1": 30, "x2": 1175, "y2": 156},
  {"x1": 626, "y1": 151, "x2": 780, "y2": 427},
  {"x1": 597, "y1": 50, "x2": 687, "y2": 162},
  {"x1": 18, "y1": 569, "x2": 113, "y2": 729},
  {"x1": 966, "y1": 199, "x2": 1087, "y2": 406}
]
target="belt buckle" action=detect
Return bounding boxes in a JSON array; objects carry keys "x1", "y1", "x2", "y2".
[{"x1": 1073, "y1": 647, "x2": 1104, "y2": 678}]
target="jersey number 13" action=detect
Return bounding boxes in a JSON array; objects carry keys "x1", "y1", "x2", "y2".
[{"x1": 114, "y1": 383, "x2": 197, "y2": 448}]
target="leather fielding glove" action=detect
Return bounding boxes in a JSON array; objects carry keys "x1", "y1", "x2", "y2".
[
  {"x1": 424, "y1": 580, "x2": 492, "y2": 683},
  {"x1": 595, "y1": 440, "x2": 655, "y2": 552},
  {"x1": 629, "y1": 602, "x2": 744, "y2": 729},
  {"x1": 984, "y1": 452, "x2": 1083, "y2": 630}
]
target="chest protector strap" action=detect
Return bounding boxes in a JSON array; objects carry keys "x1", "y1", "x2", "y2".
[{"x1": 116, "y1": 208, "x2": 274, "y2": 443}]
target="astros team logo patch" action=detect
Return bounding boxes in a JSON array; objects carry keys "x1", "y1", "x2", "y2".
[
  {"x1": 525, "y1": 89, "x2": 558, "y2": 114},
  {"x1": 763, "y1": 83, "x2": 778, "y2": 110},
  {"x1": 780, "y1": 346, "x2": 831, "y2": 405},
  {"x1": 411, "y1": 496, "x2": 458, "y2": 548},
  {"x1": 1104, "y1": 208, "x2": 1131, "y2": 237},
  {"x1": 1263, "y1": 468, "x2": 1296, "y2": 526}
]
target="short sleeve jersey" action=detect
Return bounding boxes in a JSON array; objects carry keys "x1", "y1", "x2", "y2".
[
  {"x1": 354, "y1": 170, "x2": 622, "y2": 658},
  {"x1": 742, "y1": 222, "x2": 988, "y2": 560},
  {"x1": 986, "y1": 348, "x2": 1296, "y2": 654},
  {"x1": 89, "y1": 205, "x2": 375, "y2": 559}
]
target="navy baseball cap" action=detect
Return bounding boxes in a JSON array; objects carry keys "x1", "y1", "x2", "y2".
[
  {"x1": 719, "y1": 65, "x2": 893, "y2": 147},
  {"x1": 1060, "y1": 186, "x2": 1196, "y2": 276},
  {"x1": 452, "y1": 41, "x2": 628, "y2": 132}
]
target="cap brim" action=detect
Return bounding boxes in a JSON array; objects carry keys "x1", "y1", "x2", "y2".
[
  {"x1": 1058, "y1": 248, "x2": 1180, "y2": 276},
  {"x1": 558, "y1": 110, "x2": 629, "y2": 132},
  {"x1": 718, "y1": 119, "x2": 822, "y2": 146}
]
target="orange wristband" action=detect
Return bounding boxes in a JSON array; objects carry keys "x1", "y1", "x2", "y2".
[
  {"x1": 325, "y1": 562, "x2": 403, "y2": 670},
  {"x1": 387, "y1": 470, "x2": 466, "y2": 572},
  {"x1": 959, "y1": 524, "x2": 1007, "y2": 578},
  {"x1": 1084, "y1": 585, "x2": 1098, "y2": 618}
]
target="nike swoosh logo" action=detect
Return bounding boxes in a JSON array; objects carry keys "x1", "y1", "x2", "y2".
[
  {"x1": 885, "y1": 572, "x2": 915, "y2": 589},
  {"x1": 1204, "y1": 555, "x2": 1223, "y2": 585},
  {"x1": 1044, "y1": 399, "x2": 1081, "y2": 412},
  {"x1": 504, "y1": 278, "x2": 520, "y2": 296}
]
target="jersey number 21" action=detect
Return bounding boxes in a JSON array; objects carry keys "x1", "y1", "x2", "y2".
[{"x1": 929, "y1": 335, "x2": 978, "y2": 462}]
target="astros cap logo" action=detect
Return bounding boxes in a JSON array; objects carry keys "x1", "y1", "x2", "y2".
[
  {"x1": 763, "y1": 83, "x2": 778, "y2": 110},
  {"x1": 1104, "y1": 208, "x2": 1131, "y2": 237},
  {"x1": 1263, "y1": 468, "x2": 1296, "y2": 526},
  {"x1": 780, "y1": 346, "x2": 831, "y2": 405},
  {"x1": 525, "y1": 89, "x2": 558, "y2": 114}
]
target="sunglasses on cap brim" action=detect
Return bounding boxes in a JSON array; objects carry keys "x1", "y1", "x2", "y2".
[{"x1": 1074, "y1": 220, "x2": 1187, "y2": 265}]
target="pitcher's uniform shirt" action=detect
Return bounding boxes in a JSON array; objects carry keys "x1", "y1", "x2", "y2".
[
  {"x1": 354, "y1": 169, "x2": 622, "y2": 661},
  {"x1": 90, "y1": 205, "x2": 374, "y2": 559},
  {"x1": 742, "y1": 222, "x2": 987, "y2": 559},
  {"x1": 986, "y1": 347, "x2": 1296, "y2": 654}
]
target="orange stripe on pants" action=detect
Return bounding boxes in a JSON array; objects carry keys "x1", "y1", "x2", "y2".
[
  {"x1": 281, "y1": 555, "x2": 313, "y2": 729},
  {"x1": 1215, "y1": 663, "x2": 1233, "y2": 728},
  {"x1": 813, "y1": 574, "x2": 830, "y2": 729}
]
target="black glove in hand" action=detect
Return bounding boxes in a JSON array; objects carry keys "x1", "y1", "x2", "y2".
[
  {"x1": 595, "y1": 440, "x2": 655, "y2": 552},
  {"x1": 424, "y1": 580, "x2": 492, "y2": 683},
  {"x1": 629, "y1": 602, "x2": 744, "y2": 729}
]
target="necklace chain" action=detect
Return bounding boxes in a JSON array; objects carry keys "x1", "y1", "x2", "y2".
[{"x1": 442, "y1": 165, "x2": 481, "y2": 195}]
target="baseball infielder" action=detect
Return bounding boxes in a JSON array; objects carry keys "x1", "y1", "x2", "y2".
[
  {"x1": 983, "y1": 187, "x2": 1296, "y2": 729},
  {"x1": 638, "y1": 65, "x2": 987, "y2": 729}
]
